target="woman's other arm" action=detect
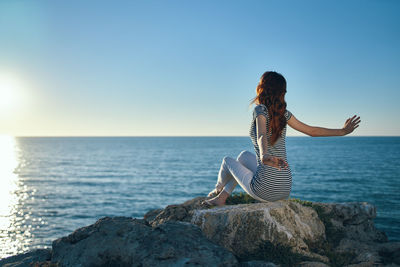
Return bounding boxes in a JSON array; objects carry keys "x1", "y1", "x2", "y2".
[
  {"x1": 256, "y1": 115, "x2": 288, "y2": 169},
  {"x1": 256, "y1": 114, "x2": 269, "y2": 156},
  {"x1": 287, "y1": 114, "x2": 361, "y2": 137}
]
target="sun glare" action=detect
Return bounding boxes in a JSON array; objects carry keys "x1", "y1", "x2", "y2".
[{"x1": 0, "y1": 72, "x2": 26, "y2": 113}]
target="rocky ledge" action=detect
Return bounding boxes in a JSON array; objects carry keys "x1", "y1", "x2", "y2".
[{"x1": 1, "y1": 194, "x2": 399, "y2": 267}]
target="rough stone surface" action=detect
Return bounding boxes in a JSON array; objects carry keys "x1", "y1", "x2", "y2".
[
  {"x1": 298, "y1": 262, "x2": 330, "y2": 267},
  {"x1": 2, "y1": 196, "x2": 400, "y2": 267},
  {"x1": 51, "y1": 216, "x2": 237, "y2": 267},
  {"x1": 145, "y1": 196, "x2": 207, "y2": 226},
  {"x1": 142, "y1": 208, "x2": 163, "y2": 222},
  {"x1": 311, "y1": 202, "x2": 388, "y2": 244},
  {"x1": 309, "y1": 202, "x2": 399, "y2": 266},
  {"x1": 146, "y1": 196, "x2": 400, "y2": 266},
  {"x1": 239, "y1": 261, "x2": 277, "y2": 267},
  {"x1": 190, "y1": 201, "x2": 327, "y2": 262},
  {"x1": 0, "y1": 249, "x2": 51, "y2": 267}
]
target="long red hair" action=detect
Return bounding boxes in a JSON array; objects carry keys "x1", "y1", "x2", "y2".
[{"x1": 249, "y1": 71, "x2": 288, "y2": 146}]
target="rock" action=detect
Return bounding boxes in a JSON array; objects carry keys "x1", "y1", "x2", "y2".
[
  {"x1": 51, "y1": 216, "x2": 238, "y2": 267},
  {"x1": 239, "y1": 261, "x2": 277, "y2": 267},
  {"x1": 3, "y1": 195, "x2": 399, "y2": 267},
  {"x1": 378, "y1": 241, "x2": 400, "y2": 265},
  {"x1": 311, "y1": 202, "x2": 388, "y2": 245},
  {"x1": 298, "y1": 262, "x2": 330, "y2": 267},
  {"x1": 309, "y1": 202, "x2": 399, "y2": 266},
  {"x1": 146, "y1": 195, "x2": 399, "y2": 266},
  {"x1": 0, "y1": 248, "x2": 51, "y2": 267},
  {"x1": 142, "y1": 208, "x2": 163, "y2": 222},
  {"x1": 190, "y1": 201, "x2": 328, "y2": 263},
  {"x1": 144, "y1": 196, "x2": 207, "y2": 226}
]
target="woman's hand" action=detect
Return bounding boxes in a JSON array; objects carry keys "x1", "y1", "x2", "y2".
[
  {"x1": 342, "y1": 115, "x2": 361, "y2": 135},
  {"x1": 262, "y1": 154, "x2": 288, "y2": 170}
]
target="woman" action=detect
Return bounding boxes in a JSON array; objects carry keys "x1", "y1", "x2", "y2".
[{"x1": 202, "y1": 71, "x2": 361, "y2": 206}]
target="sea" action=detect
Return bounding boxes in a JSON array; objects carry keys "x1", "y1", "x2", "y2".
[{"x1": 0, "y1": 136, "x2": 399, "y2": 258}]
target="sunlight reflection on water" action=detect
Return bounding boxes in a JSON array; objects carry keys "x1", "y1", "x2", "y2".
[{"x1": 0, "y1": 136, "x2": 33, "y2": 258}]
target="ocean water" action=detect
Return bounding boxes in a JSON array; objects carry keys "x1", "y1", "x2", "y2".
[{"x1": 0, "y1": 136, "x2": 399, "y2": 258}]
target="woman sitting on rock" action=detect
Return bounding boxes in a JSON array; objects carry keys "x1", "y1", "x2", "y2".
[{"x1": 202, "y1": 71, "x2": 361, "y2": 206}]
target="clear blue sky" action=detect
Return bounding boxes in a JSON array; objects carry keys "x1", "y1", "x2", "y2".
[{"x1": 0, "y1": 0, "x2": 399, "y2": 136}]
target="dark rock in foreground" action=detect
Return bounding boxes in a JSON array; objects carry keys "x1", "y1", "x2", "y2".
[
  {"x1": 0, "y1": 249, "x2": 51, "y2": 267},
  {"x1": 1, "y1": 194, "x2": 399, "y2": 267},
  {"x1": 51, "y1": 217, "x2": 238, "y2": 267}
]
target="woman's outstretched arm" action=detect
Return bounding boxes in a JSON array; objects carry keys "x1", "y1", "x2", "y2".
[{"x1": 287, "y1": 114, "x2": 361, "y2": 137}]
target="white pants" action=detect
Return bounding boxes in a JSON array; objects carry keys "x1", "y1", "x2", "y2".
[{"x1": 215, "y1": 150, "x2": 268, "y2": 202}]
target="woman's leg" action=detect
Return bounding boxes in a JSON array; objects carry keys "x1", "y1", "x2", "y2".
[
  {"x1": 205, "y1": 155, "x2": 266, "y2": 205},
  {"x1": 214, "y1": 157, "x2": 236, "y2": 194},
  {"x1": 216, "y1": 150, "x2": 257, "y2": 194},
  {"x1": 220, "y1": 156, "x2": 255, "y2": 196},
  {"x1": 237, "y1": 150, "x2": 257, "y2": 173},
  {"x1": 214, "y1": 150, "x2": 257, "y2": 194}
]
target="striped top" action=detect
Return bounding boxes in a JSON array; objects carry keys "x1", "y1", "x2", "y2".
[{"x1": 249, "y1": 104, "x2": 293, "y2": 201}]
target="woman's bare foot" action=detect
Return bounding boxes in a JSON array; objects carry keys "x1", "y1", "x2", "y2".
[
  {"x1": 202, "y1": 190, "x2": 230, "y2": 206},
  {"x1": 207, "y1": 187, "x2": 223, "y2": 198}
]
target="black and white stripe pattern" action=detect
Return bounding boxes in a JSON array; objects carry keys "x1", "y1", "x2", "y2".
[{"x1": 249, "y1": 104, "x2": 293, "y2": 201}]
